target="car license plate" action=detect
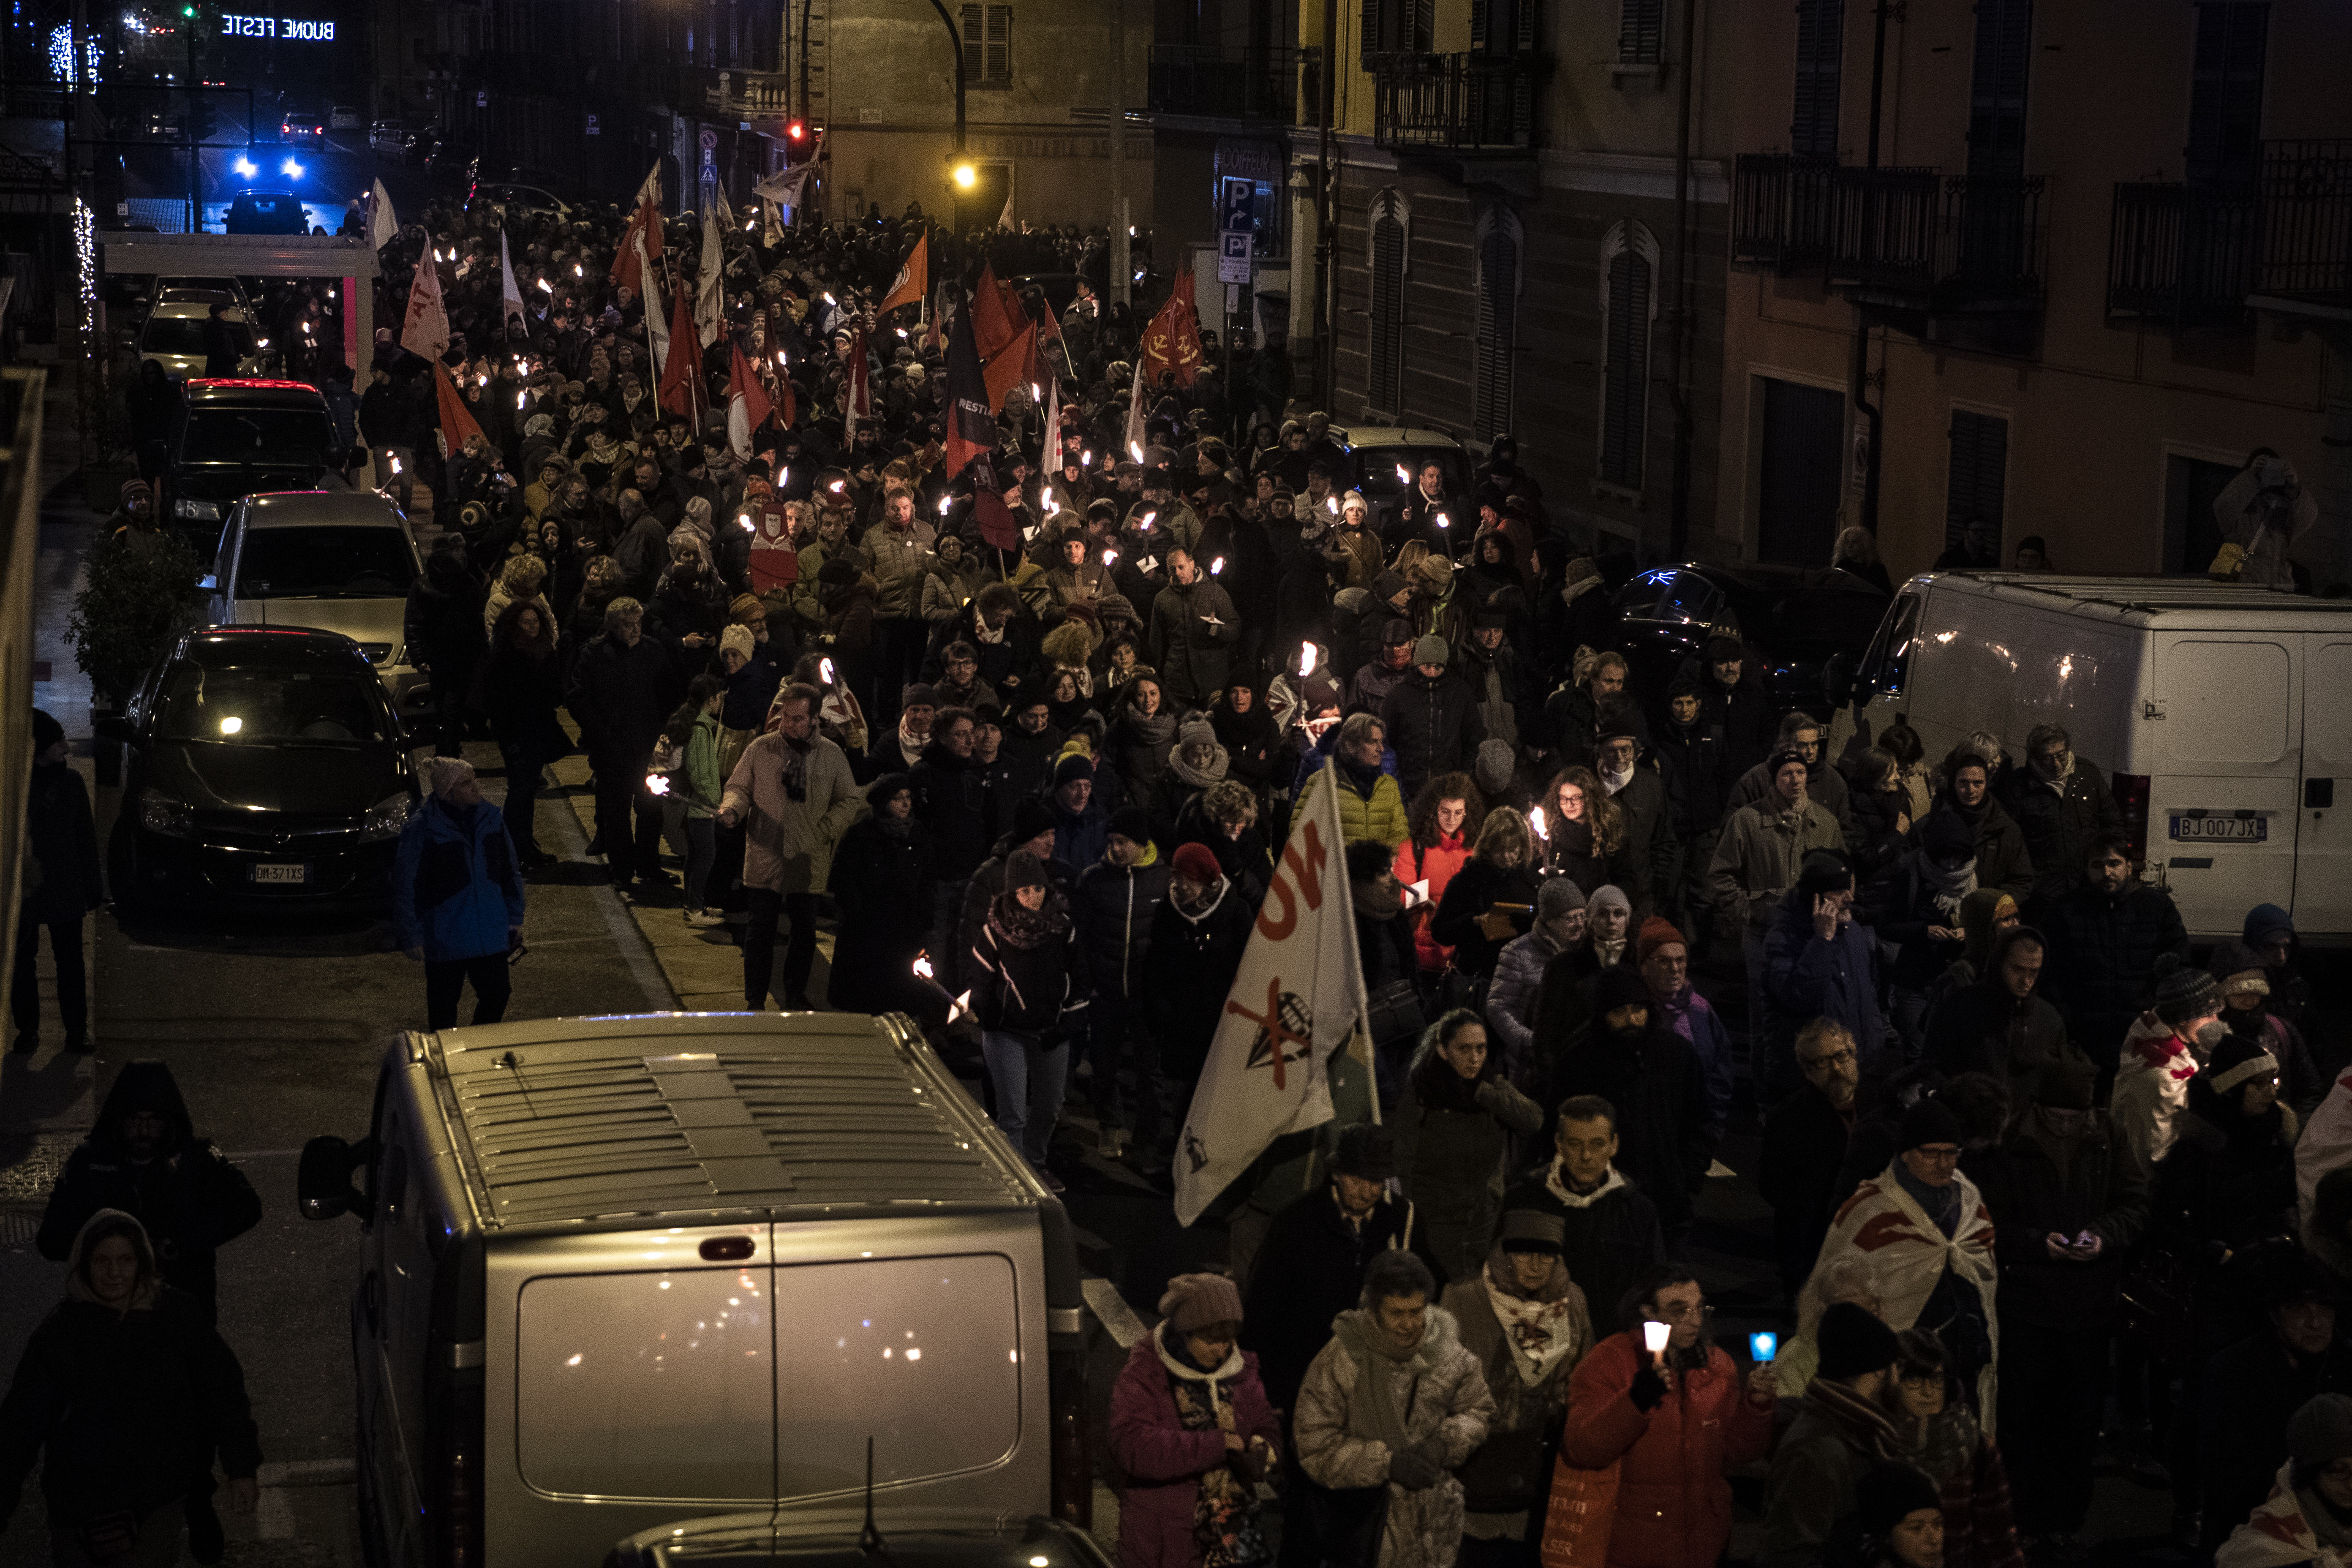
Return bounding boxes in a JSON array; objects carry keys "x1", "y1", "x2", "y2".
[
  {"x1": 2168, "y1": 814, "x2": 2266, "y2": 844},
  {"x1": 251, "y1": 863, "x2": 308, "y2": 884}
]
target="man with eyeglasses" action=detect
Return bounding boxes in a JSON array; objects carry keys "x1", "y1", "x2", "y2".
[
  {"x1": 1971, "y1": 1059, "x2": 2149, "y2": 1556},
  {"x1": 1995, "y1": 721, "x2": 2121, "y2": 906},
  {"x1": 1761, "y1": 1019, "x2": 1866, "y2": 1300},
  {"x1": 1637, "y1": 917, "x2": 1730, "y2": 1146},
  {"x1": 1804, "y1": 1098, "x2": 2001, "y2": 1424}
]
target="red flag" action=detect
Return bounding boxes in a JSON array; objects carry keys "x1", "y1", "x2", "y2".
[
  {"x1": 432, "y1": 361, "x2": 485, "y2": 455},
  {"x1": 658, "y1": 284, "x2": 701, "y2": 417},
  {"x1": 877, "y1": 232, "x2": 928, "y2": 316},
  {"x1": 727, "y1": 343, "x2": 774, "y2": 458},
  {"x1": 610, "y1": 198, "x2": 665, "y2": 294},
  {"x1": 969, "y1": 263, "x2": 1025, "y2": 362},
  {"x1": 983, "y1": 319, "x2": 1041, "y2": 414},
  {"x1": 1138, "y1": 278, "x2": 1206, "y2": 389},
  {"x1": 776, "y1": 364, "x2": 797, "y2": 431},
  {"x1": 943, "y1": 308, "x2": 997, "y2": 484}
]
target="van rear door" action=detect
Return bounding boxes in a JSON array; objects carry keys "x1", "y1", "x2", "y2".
[
  {"x1": 2150, "y1": 635, "x2": 2298, "y2": 934},
  {"x1": 2298, "y1": 637, "x2": 2352, "y2": 935}
]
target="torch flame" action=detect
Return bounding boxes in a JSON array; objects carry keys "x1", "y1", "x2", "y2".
[
  {"x1": 819, "y1": 657, "x2": 836, "y2": 685},
  {"x1": 1298, "y1": 643, "x2": 1315, "y2": 678},
  {"x1": 645, "y1": 773, "x2": 671, "y2": 798},
  {"x1": 1530, "y1": 806, "x2": 1548, "y2": 840},
  {"x1": 912, "y1": 953, "x2": 934, "y2": 980},
  {"x1": 1128, "y1": 441, "x2": 1143, "y2": 463},
  {"x1": 1210, "y1": 557, "x2": 1225, "y2": 575},
  {"x1": 1395, "y1": 464, "x2": 1410, "y2": 485}
]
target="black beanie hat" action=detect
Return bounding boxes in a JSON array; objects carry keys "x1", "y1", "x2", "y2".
[
  {"x1": 1897, "y1": 1098, "x2": 1964, "y2": 1151},
  {"x1": 1816, "y1": 1300, "x2": 1903, "y2": 1380},
  {"x1": 1797, "y1": 848, "x2": 1855, "y2": 896},
  {"x1": 1855, "y1": 1463, "x2": 1943, "y2": 1538},
  {"x1": 1108, "y1": 805, "x2": 1152, "y2": 844},
  {"x1": 1010, "y1": 797, "x2": 1057, "y2": 844}
]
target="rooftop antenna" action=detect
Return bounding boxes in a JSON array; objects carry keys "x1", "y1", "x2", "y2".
[{"x1": 858, "y1": 1435, "x2": 884, "y2": 1556}]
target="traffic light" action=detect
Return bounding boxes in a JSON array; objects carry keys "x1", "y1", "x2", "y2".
[{"x1": 784, "y1": 120, "x2": 824, "y2": 167}]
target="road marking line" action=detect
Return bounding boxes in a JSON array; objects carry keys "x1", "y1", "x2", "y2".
[{"x1": 1081, "y1": 1276, "x2": 1147, "y2": 1349}]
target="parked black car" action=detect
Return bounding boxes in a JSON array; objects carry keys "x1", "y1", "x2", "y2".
[
  {"x1": 1611, "y1": 561, "x2": 1891, "y2": 720},
  {"x1": 98, "y1": 628, "x2": 419, "y2": 914}
]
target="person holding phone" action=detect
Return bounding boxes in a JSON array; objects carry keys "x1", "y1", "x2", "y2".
[{"x1": 1547, "y1": 1266, "x2": 1776, "y2": 1568}]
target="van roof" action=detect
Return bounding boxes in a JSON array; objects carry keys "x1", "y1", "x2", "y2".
[
  {"x1": 1912, "y1": 572, "x2": 2352, "y2": 629},
  {"x1": 416, "y1": 1013, "x2": 1041, "y2": 1228}
]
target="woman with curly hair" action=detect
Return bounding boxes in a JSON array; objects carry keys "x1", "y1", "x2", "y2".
[
  {"x1": 1394, "y1": 774, "x2": 1484, "y2": 979},
  {"x1": 1536, "y1": 765, "x2": 1637, "y2": 902},
  {"x1": 1432, "y1": 806, "x2": 1541, "y2": 982},
  {"x1": 1173, "y1": 778, "x2": 1272, "y2": 906}
]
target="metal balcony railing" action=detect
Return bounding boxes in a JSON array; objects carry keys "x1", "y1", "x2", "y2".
[
  {"x1": 1146, "y1": 44, "x2": 1298, "y2": 121},
  {"x1": 2106, "y1": 181, "x2": 2259, "y2": 326},
  {"x1": 1825, "y1": 167, "x2": 2048, "y2": 310},
  {"x1": 1730, "y1": 153, "x2": 1836, "y2": 271},
  {"x1": 1372, "y1": 53, "x2": 1534, "y2": 154},
  {"x1": 2255, "y1": 138, "x2": 2352, "y2": 306}
]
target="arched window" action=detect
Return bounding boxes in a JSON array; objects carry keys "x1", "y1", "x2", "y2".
[
  {"x1": 1472, "y1": 205, "x2": 1523, "y2": 442},
  {"x1": 1366, "y1": 188, "x2": 1410, "y2": 414},
  {"x1": 1598, "y1": 218, "x2": 1659, "y2": 491}
]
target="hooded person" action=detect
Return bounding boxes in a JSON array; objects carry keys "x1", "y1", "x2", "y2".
[
  {"x1": 2211, "y1": 938, "x2": 2324, "y2": 1115},
  {"x1": 13, "y1": 707, "x2": 99, "y2": 1051},
  {"x1": 2243, "y1": 902, "x2": 2314, "y2": 1041},
  {"x1": 1106, "y1": 1272, "x2": 1282, "y2": 1568},
  {"x1": 1141, "y1": 841, "x2": 1255, "y2": 1141},
  {"x1": 1393, "y1": 1009, "x2": 1546, "y2": 1282},
  {"x1": 0, "y1": 1209, "x2": 264, "y2": 1561},
  {"x1": 966, "y1": 848, "x2": 1088, "y2": 1187},
  {"x1": 2216, "y1": 1394, "x2": 2352, "y2": 1568},
  {"x1": 393, "y1": 756, "x2": 528, "y2": 1032},
  {"x1": 825, "y1": 772, "x2": 937, "y2": 1016},
  {"x1": 1922, "y1": 923, "x2": 2082, "y2": 1093},
  {"x1": 35, "y1": 1062, "x2": 263, "y2": 1313},
  {"x1": 1551, "y1": 967, "x2": 1713, "y2": 1234}
]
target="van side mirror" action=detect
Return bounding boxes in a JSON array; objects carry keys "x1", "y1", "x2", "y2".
[
  {"x1": 196, "y1": 573, "x2": 218, "y2": 592},
  {"x1": 299, "y1": 1134, "x2": 376, "y2": 1222}
]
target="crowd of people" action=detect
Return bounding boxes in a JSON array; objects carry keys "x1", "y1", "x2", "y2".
[{"x1": 13, "y1": 174, "x2": 2340, "y2": 1568}]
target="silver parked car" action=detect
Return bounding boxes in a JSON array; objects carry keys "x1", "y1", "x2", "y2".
[
  {"x1": 298, "y1": 1012, "x2": 1091, "y2": 1568},
  {"x1": 200, "y1": 490, "x2": 427, "y2": 716}
]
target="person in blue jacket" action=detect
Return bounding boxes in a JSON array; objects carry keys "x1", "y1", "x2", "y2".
[
  {"x1": 1759, "y1": 848, "x2": 1887, "y2": 1101},
  {"x1": 394, "y1": 757, "x2": 527, "y2": 1030}
]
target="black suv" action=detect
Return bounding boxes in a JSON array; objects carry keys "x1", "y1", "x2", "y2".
[{"x1": 164, "y1": 378, "x2": 342, "y2": 545}]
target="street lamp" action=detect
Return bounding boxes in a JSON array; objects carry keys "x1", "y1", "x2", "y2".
[{"x1": 951, "y1": 162, "x2": 976, "y2": 190}]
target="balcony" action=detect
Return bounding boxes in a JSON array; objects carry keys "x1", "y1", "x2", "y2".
[
  {"x1": 706, "y1": 71, "x2": 793, "y2": 125},
  {"x1": 1824, "y1": 167, "x2": 2048, "y2": 315},
  {"x1": 2254, "y1": 139, "x2": 2352, "y2": 310},
  {"x1": 2105, "y1": 181, "x2": 2258, "y2": 327},
  {"x1": 1146, "y1": 44, "x2": 1298, "y2": 122},
  {"x1": 1731, "y1": 154, "x2": 1835, "y2": 272},
  {"x1": 1372, "y1": 53, "x2": 1534, "y2": 156}
]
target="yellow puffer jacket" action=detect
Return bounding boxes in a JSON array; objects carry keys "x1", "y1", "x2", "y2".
[{"x1": 1289, "y1": 759, "x2": 1409, "y2": 849}]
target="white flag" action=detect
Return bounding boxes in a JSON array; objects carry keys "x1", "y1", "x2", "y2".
[
  {"x1": 368, "y1": 179, "x2": 398, "y2": 252},
  {"x1": 713, "y1": 181, "x2": 736, "y2": 233},
  {"x1": 998, "y1": 188, "x2": 1015, "y2": 231},
  {"x1": 754, "y1": 166, "x2": 813, "y2": 209},
  {"x1": 1040, "y1": 373, "x2": 1061, "y2": 474},
  {"x1": 399, "y1": 232, "x2": 449, "y2": 361},
  {"x1": 498, "y1": 228, "x2": 526, "y2": 330},
  {"x1": 763, "y1": 197, "x2": 783, "y2": 246},
  {"x1": 634, "y1": 161, "x2": 663, "y2": 210},
  {"x1": 1123, "y1": 355, "x2": 1148, "y2": 464},
  {"x1": 1173, "y1": 758, "x2": 1375, "y2": 1227},
  {"x1": 694, "y1": 210, "x2": 724, "y2": 348},
  {"x1": 637, "y1": 226, "x2": 669, "y2": 370}
]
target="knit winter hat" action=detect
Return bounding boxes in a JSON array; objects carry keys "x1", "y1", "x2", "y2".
[
  {"x1": 1409, "y1": 555, "x2": 1454, "y2": 594},
  {"x1": 1004, "y1": 851, "x2": 1050, "y2": 894},
  {"x1": 1475, "y1": 738, "x2": 1516, "y2": 795},
  {"x1": 1816, "y1": 1301, "x2": 1903, "y2": 1380},
  {"x1": 1108, "y1": 805, "x2": 1152, "y2": 845},
  {"x1": 2152, "y1": 953, "x2": 2222, "y2": 1026},
  {"x1": 1053, "y1": 753, "x2": 1095, "y2": 787},
  {"x1": 1587, "y1": 885, "x2": 1632, "y2": 921},
  {"x1": 1372, "y1": 572, "x2": 1409, "y2": 605},
  {"x1": 1634, "y1": 916, "x2": 1685, "y2": 967},
  {"x1": 2209, "y1": 940, "x2": 2271, "y2": 999},
  {"x1": 1497, "y1": 1209, "x2": 1565, "y2": 1255},
  {"x1": 119, "y1": 478, "x2": 152, "y2": 506},
  {"x1": 1177, "y1": 719, "x2": 1219, "y2": 752},
  {"x1": 901, "y1": 683, "x2": 940, "y2": 710},
  {"x1": 2288, "y1": 1394, "x2": 2352, "y2": 1466},
  {"x1": 1171, "y1": 842, "x2": 1222, "y2": 884},
  {"x1": 1797, "y1": 848, "x2": 1856, "y2": 896},
  {"x1": 729, "y1": 592, "x2": 764, "y2": 619},
  {"x1": 1536, "y1": 877, "x2": 1587, "y2": 922},
  {"x1": 1010, "y1": 797, "x2": 1058, "y2": 844},
  {"x1": 719, "y1": 624, "x2": 756, "y2": 661},
  {"x1": 2032, "y1": 1059, "x2": 2095, "y2": 1111},
  {"x1": 1412, "y1": 634, "x2": 1450, "y2": 668},
  {"x1": 2208, "y1": 1034, "x2": 2282, "y2": 1096},
  {"x1": 1331, "y1": 1122, "x2": 1396, "y2": 1181},
  {"x1": 1158, "y1": 1272, "x2": 1245, "y2": 1334},
  {"x1": 1854, "y1": 1463, "x2": 1943, "y2": 1538},
  {"x1": 1896, "y1": 1098, "x2": 1964, "y2": 1151},
  {"x1": 424, "y1": 756, "x2": 477, "y2": 799}
]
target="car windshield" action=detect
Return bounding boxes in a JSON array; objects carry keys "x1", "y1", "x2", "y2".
[
  {"x1": 144, "y1": 316, "x2": 251, "y2": 357},
  {"x1": 1616, "y1": 569, "x2": 1719, "y2": 624},
  {"x1": 181, "y1": 407, "x2": 333, "y2": 468},
  {"x1": 1350, "y1": 446, "x2": 1473, "y2": 501},
  {"x1": 233, "y1": 526, "x2": 414, "y2": 599},
  {"x1": 155, "y1": 666, "x2": 387, "y2": 744}
]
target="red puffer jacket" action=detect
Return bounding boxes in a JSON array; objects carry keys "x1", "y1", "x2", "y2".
[
  {"x1": 1555, "y1": 1330, "x2": 1775, "y2": 1568},
  {"x1": 1395, "y1": 830, "x2": 1471, "y2": 972}
]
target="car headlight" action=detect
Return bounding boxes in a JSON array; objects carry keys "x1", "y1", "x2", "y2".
[
  {"x1": 174, "y1": 498, "x2": 220, "y2": 522},
  {"x1": 282, "y1": 158, "x2": 304, "y2": 178},
  {"x1": 359, "y1": 793, "x2": 414, "y2": 843},
  {"x1": 233, "y1": 157, "x2": 256, "y2": 177},
  {"x1": 138, "y1": 789, "x2": 195, "y2": 839}
]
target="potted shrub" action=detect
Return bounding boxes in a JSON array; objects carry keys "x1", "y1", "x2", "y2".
[{"x1": 69, "y1": 531, "x2": 204, "y2": 782}]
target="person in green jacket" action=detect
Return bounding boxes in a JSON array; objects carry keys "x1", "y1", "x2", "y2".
[{"x1": 657, "y1": 675, "x2": 730, "y2": 926}]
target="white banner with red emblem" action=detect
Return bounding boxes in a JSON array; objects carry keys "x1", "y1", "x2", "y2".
[{"x1": 1175, "y1": 758, "x2": 1375, "y2": 1227}]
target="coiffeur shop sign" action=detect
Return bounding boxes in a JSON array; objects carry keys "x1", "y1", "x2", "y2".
[{"x1": 220, "y1": 13, "x2": 337, "y2": 39}]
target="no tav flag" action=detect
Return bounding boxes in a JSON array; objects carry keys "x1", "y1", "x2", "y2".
[
  {"x1": 399, "y1": 234, "x2": 449, "y2": 362},
  {"x1": 1173, "y1": 758, "x2": 1375, "y2": 1227}
]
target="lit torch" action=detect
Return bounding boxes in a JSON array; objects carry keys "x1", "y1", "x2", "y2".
[
  {"x1": 1298, "y1": 642, "x2": 1316, "y2": 678},
  {"x1": 1530, "y1": 806, "x2": 1548, "y2": 840}
]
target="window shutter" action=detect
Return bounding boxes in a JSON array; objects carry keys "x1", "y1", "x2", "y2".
[
  {"x1": 1618, "y1": 0, "x2": 1663, "y2": 65},
  {"x1": 1514, "y1": 0, "x2": 1537, "y2": 53},
  {"x1": 1944, "y1": 411, "x2": 2009, "y2": 556},
  {"x1": 984, "y1": 5, "x2": 1012, "y2": 86},
  {"x1": 1359, "y1": 0, "x2": 1388, "y2": 63},
  {"x1": 1413, "y1": 0, "x2": 1435, "y2": 50},
  {"x1": 1966, "y1": 0, "x2": 2033, "y2": 180},
  {"x1": 1600, "y1": 248, "x2": 1652, "y2": 487},
  {"x1": 1369, "y1": 210, "x2": 1407, "y2": 413},
  {"x1": 2188, "y1": 2, "x2": 2267, "y2": 185},
  {"x1": 1789, "y1": 0, "x2": 1844, "y2": 159},
  {"x1": 1473, "y1": 223, "x2": 1520, "y2": 440},
  {"x1": 961, "y1": 4, "x2": 984, "y2": 87}
]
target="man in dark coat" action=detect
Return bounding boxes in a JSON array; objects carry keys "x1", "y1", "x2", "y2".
[
  {"x1": 404, "y1": 537, "x2": 488, "y2": 760},
  {"x1": 1971, "y1": 1059, "x2": 2150, "y2": 1547},
  {"x1": 1997, "y1": 723, "x2": 2124, "y2": 905},
  {"x1": 1378, "y1": 635, "x2": 1484, "y2": 803},
  {"x1": 909, "y1": 708, "x2": 992, "y2": 965},
  {"x1": 1071, "y1": 806, "x2": 1174, "y2": 1151},
  {"x1": 1692, "y1": 634, "x2": 1779, "y2": 784},
  {"x1": 1139, "y1": 843, "x2": 1254, "y2": 1154},
  {"x1": 37, "y1": 1062, "x2": 262, "y2": 1312},
  {"x1": 2036, "y1": 832, "x2": 2189, "y2": 1077},
  {"x1": 1549, "y1": 967, "x2": 1712, "y2": 1235},
  {"x1": 13, "y1": 710, "x2": 101, "y2": 1053},
  {"x1": 2194, "y1": 1266, "x2": 2352, "y2": 1552},
  {"x1": 564, "y1": 597, "x2": 682, "y2": 893},
  {"x1": 1652, "y1": 677, "x2": 1727, "y2": 938},
  {"x1": 1595, "y1": 708, "x2": 1678, "y2": 916},
  {"x1": 1925, "y1": 923, "x2": 2085, "y2": 1092},
  {"x1": 1759, "y1": 1019, "x2": 1865, "y2": 1299},
  {"x1": 1502, "y1": 1094, "x2": 1668, "y2": 1329}
]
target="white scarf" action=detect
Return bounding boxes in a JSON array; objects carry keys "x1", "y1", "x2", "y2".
[
  {"x1": 1543, "y1": 1160, "x2": 1628, "y2": 1209},
  {"x1": 1482, "y1": 1263, "x2": 1582, "y2": 1387},
  {"x1": 1599, "y1": 762, "x2": 1633, "y2": 796}
]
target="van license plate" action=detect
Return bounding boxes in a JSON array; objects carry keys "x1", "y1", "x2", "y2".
[
  {"x1": 251, "y1": 863, "x2": 307, "y2": 884},
  {"x1": 2169, "y1": 815, "x2": 2265, "y2": 844}
]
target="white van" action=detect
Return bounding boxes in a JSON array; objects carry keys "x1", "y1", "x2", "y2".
[
  {"x1": 1828, "y1": 573, "x2": 2352, "y2": 942},
  {"x1": 298, "y1": 1011, "x2": 1091, "y2": 1568}
]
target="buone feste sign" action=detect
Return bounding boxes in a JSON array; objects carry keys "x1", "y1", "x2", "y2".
[{"x1": 220, "y1": 13, "x2": 337, "y2": 39}]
